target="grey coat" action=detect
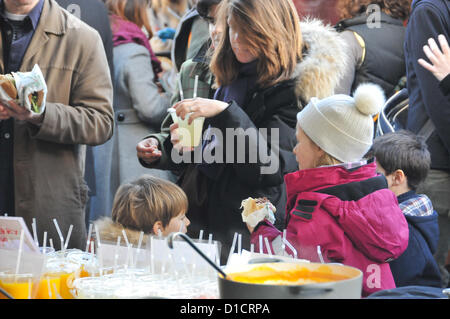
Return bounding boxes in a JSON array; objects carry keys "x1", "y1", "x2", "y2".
[{"x1": 89, "y1": 42, "x2": 176, "y2": 221}]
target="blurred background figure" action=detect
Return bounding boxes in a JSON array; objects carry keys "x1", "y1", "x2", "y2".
[
  {"x1": 335, "y1": 0, "x2": 412, "y2": 99},
  {"x1": 87, "y1": 0, "x2": 176, "y2": 224},
  {"x1": 148, "y1": 0, "x2": 190, "y2": 56},
  {"x1": 55, "y1": 0, "x2": 114, "y2": 228},
  {"x1": 293, "y1": 0, "x2": 340, "y2": 25}
]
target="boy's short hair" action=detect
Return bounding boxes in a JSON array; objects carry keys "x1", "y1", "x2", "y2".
[
  {"x1": 111, "y1": 175, "x2": 188, "y2": 234},
  {"x1": 369, "y1": 130, "x2": 431, "y2": 190}
]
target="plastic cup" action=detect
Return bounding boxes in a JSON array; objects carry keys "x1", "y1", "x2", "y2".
[
  {"x1": 168, "y1": 108, "x2": 205, "y2": 147},
  {"x1": 0, "y1": 273, "x2": 34, "y2": 299},
  {"x1": 39, "y1": 246, "x2": 56, "y2": 255},
  {"x1": 35, "y1": 275, "x2": 61, "y2": 299},
  {"x1": 44, "y1": 257, "x2": 81, "y2": 299}
]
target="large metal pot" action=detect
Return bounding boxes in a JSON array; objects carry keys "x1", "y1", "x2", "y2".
[
  {"x1": 167, "y1": 232, "x2": 363, "y2": 299},
  {"x1": 219, "y1": 261, "x2": 363, "y2": 299}
]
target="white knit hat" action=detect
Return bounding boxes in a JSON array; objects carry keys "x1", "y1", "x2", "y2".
[{"x1": 297, "y1": 83, "x2": 385, "y2": 163}]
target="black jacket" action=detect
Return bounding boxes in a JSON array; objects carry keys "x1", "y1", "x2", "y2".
[
  {"x1": 336, "y1": 12, "x2": 406, "y2": 99},
  {"x1": 405, "y1": 0, "x2": 450, "y2": 171},
  {"x1": 175, "y1": 80, "x2": 300, "y2": 262}
]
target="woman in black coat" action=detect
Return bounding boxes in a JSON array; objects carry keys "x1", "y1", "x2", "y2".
[{"x1": 137, "y1": 0, "x2": 348, "y2": 261}]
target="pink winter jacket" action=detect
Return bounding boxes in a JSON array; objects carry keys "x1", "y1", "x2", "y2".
[{"x1": 251, "y1": 161, "x2": 409, "y2": 296}]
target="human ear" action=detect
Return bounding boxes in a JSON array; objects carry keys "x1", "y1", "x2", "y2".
[
  {"x1": 152, "y1": 221, "x2": 164, "y2": 236},
  {"x1": 391, "y1": 169, "x2": 406, "y2": 187}
]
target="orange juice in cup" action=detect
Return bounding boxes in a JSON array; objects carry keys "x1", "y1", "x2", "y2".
[
  {"x1": 44, "y1": 257, "x2": 81, "y2": 299},
  {"x1": 0, "y1": 273, "x2": 33, "y2": 299},
  {"x1": 35, "y1": 275, "x2": 61, "y2": 299}
]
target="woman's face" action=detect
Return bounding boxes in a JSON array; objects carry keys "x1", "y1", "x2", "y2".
[
  {"x1": 207, "y1": 5, "x2": 223, "y2": 50},
  {"x1": 161, "y1": 212, "x2": 190, "y2": 236},
  {"x1": 293, "y1": 125, "x2": 324, "y2": 170},
  {"x1": 227, "y1": 16, "x2": 258, "y2": 63}
]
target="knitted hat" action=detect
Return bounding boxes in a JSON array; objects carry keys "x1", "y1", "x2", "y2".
[{"x1": 297, "y1": 83, "x2": 385, "y2": 163}]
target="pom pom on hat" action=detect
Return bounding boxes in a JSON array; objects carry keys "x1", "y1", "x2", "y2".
[
  {"x1": 353, "y1": 83, "x2": 385, "y2": 116},
  {"x1": 297, "y1": 83, "x2": 386, "y2": 163}
]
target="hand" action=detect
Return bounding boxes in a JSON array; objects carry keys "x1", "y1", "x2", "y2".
[
  {"x1": 418, "y1": 34, "x2": 450, "y2": 82},
  {"x1": 0, "y1": 100, "x2": 44, "y2": 124},
  {"x1": 136, "y1": 137, "x2": 162, "y2": 164},
  {"x1": 169, "y1": 122, "x2": 195, "y2": 153},
  {"x1": 172, "y1": 98, "x2": 229, "y2": 124}
]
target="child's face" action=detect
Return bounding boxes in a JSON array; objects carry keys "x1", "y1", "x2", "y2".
[
  {"x1": 162, "y1": 212, "x2": 190, "y2": 236},
  {"x1": 293, "y1": 125, "x2": 324, "y2": 170}
]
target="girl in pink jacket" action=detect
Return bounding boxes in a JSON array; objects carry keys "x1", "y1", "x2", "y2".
[{"x1": 248, "y1": 83, "x2": 409, "y2": 296}]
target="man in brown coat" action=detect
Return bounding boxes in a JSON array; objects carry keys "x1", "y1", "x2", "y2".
[{"x1": 0, "y1": 0, "x2": 114, "y2": 250}]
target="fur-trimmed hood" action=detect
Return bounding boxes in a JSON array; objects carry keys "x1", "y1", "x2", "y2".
[
  {"x1": 293, "y1": 19, "x2": 349, "y2": 105},
  {"x1": 94, "y1": 217, "x2": 152, "y2": 246}
]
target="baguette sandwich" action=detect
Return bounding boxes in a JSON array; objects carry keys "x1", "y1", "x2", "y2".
[{"x1": 0, "y1": 73, "x2": 44, "y2": 113}]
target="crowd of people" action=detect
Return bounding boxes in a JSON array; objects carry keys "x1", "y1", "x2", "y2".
[{"x1": 0, "y1": 0, "x2": 449, "y2": 297}]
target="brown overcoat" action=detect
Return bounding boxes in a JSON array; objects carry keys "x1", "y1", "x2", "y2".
[{"x1": 0, "y1": 0, "x2": 114, "y2": 249}]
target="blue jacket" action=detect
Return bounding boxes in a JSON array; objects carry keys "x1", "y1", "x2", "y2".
[
  {"x1": 405, "y1": 0, "x2": 450, "y2": 171},
  {"x1": 389, "y1": 191, "x2": 442, "y2": 287}
]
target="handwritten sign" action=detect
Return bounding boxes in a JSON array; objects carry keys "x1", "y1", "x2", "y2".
[{"x1": 0, "y1": 216, "x2": 40, "y2": 253}]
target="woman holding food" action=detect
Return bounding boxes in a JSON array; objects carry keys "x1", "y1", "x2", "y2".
[
  {"x1": 137, "y1": 0, "x2": 348, "y2": 259},
  {"x1": 246, "y1": 84, "x2": 410, "y2": 296}
]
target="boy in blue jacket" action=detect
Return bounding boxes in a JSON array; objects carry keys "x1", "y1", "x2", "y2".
[{"x1": 369, "y1": 130, "x2": 442, "y2": 287}]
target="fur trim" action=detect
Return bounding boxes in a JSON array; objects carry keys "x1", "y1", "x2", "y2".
[
  {"x1": 94, "y1": 217, "x2": 152, "y2": 246},
  {"x1": 295, "y1": 19, "x2": 349, "y2": 105}
]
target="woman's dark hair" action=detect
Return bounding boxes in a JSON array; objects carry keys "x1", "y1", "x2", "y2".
[
  {"x1": 197, "y1": 0, "x2": 222, "y2": 19},
  {"x1": 338, "y1": 0, "x2": 412, "y2": 21},
  {"x1": 368, "y1": 130, "x2": 431, "y2": 190}
]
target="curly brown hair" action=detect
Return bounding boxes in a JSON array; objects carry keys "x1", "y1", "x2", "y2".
[{"x1": 337, "y1": 0, "x2": 412, "y2": 21}]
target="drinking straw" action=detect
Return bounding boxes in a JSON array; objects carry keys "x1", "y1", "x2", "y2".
[
  {"x1": 49, "y1": 238, "x2": 54, "y2": 250},
  {"x1": 94, "y1": 224, "x2": 101, "y2": 247},
  {"x1": 64, "y1": 224, "x2": 73, "y2": 250},
  {"x1": 259, "y1": 235, "x2": 263, "y2": 254},
  {"x1": 226, "y1": 232, "x2": 238, "y2": 265},
  {"x1": 114, "y1": 236, "x2": 121, "y2": 272},
  {"x1": 281, "y1": 230, "x2": 287, "y2": 256},
  {"x1": 178, "y1": 74, "x2": 184, "y2": 100},
  {"x1": 47, "y1": 276, "x2": 52, "y2": 299},
  {"x1": 42, "y1": 231, "x2": 47, "y2": 255},
  {"x1": 158, "y1": 229, "x2": 162, "y2": 238},
  {"x1": 90, "y1": 240, "x2": 94, "y2": 256},
  {"x1": 317, "y1": 245, "x2": 325, "y2": 264},
  {"x1": 32, "y1": 218, "x2": 38, "y2": 246},
  {"x1": 52, "y1": 282, "x2": 62, "y2": 299},
  {"x1": 121, "y1": 230, "x2": 131, "y2": 270},
  {"x1": 52, "y1": 219, "x2": 65, "y2": 251},
  {"x1": 282, "y1": 236, "x2": 297, "y2": 259},
  {"x1": 250, "y1": 243, "x2": 254, "y2": 254},
  {"x1": 237, "y1": 233, "x2": 242, "y2": 255},
  {"x1": 193, "y1": 75, "x2": 199, "y2": 99},
  {"x1": 264, "y1": 237, "x2": 272, "y2": 257},
  {"x1": 135, "y1": 231, "x2": 144, "y2": 268},
  {"x1": 198, "y1": 229, "x2": 203, "y2": 241},
  {"x1": 208, "y1": 234, "x2": 212, "y2": 244},
  {"x1": 15, "y1": 230, "x2": 25, "y2": 275},
  {"x1": 85, "y1": 223, "x2": 93, "y2": 252}
]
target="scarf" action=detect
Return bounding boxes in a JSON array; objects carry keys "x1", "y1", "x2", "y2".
[
  {"x1": 197, "y1": 60, "x2": 259, "y2": 180},
  {"x1": 110, "y1": 15, "x2": 162, "y2": 76}
]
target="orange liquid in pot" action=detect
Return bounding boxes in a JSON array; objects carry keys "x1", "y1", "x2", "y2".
[{"x1": 227, "y1": 265, "x2": 351, "y2": 285}]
